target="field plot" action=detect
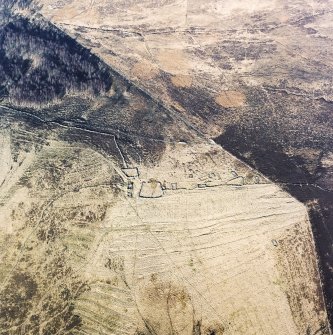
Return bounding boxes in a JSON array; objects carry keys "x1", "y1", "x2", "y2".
[{"x1": 81, "y1": 184, "x2": 326, "y2": 335}]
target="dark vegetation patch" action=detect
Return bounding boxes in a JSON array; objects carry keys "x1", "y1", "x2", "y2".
[
  {"x1": 0, "y1": 16, "x2": 112, "y2": 104},
  {"x1": 0, "y1": 272, "x2": 37, "y2": 327},
  {"x1": 167, "y1": 84, "x2": 226, "y2": 122},
  {"x1": 0, "y1": 0, "x2": 35, "y2": 23},
  {"x1": 0, "y1": 257, "x2": 88, "y2": 334},
  {"x1": 206, "y1": 40, "x2": 277, "y2": 62}
]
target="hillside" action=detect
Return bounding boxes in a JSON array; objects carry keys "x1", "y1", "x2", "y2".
[{"x1": 0, "y1": 1, "x2": 331, "y2": 334}]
